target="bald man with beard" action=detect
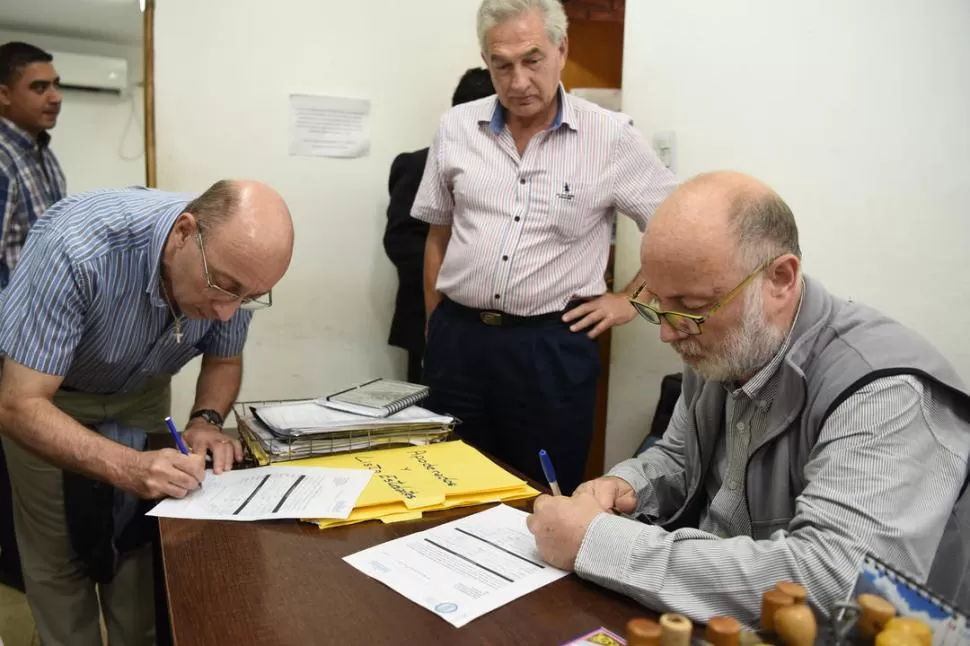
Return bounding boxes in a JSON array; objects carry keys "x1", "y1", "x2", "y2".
[{"x1": 527, "y1": 171, "x2": 970, "y2": 622}]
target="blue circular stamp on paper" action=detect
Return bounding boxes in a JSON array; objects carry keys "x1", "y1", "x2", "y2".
[{"x1": 435, "y1": 602, "x2": 458, "y2": 614}]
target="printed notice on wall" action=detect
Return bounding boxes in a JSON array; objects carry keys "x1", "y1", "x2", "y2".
[{"x1": 289, "y1": 94, "x2": 370, "y2": 158}]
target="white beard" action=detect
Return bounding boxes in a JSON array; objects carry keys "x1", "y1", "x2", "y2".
[{"x1": 672, "y1": 280, "x2": 787, "y2": 383}]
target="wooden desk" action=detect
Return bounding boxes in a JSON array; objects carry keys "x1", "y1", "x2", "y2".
[{"x1": 160, "y1": 502, "x2": 651, "y2": 645}]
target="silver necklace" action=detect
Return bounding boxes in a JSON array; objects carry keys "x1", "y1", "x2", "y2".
[{"x1": 160, "y1": 277, "x2": 184, "y2": 344}]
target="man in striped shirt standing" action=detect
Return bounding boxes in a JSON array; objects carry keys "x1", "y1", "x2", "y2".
[
  {"x1": 0, "y1": 41, "x2": 66, "y2": 593},
  {"x1": 0, "y1": 181, "x2": 293, "y2": 646},
  {"x1": 413, "y1": 0, "x2": 677, "y2": 493}
]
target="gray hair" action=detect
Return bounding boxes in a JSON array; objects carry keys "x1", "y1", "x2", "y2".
[
  {"x1": 476, "y1": 0, "x2": 569, "y2": 53},
  {"x1": 729, "y1": 190, "x2": 802, "y2": 271},
  {"x1": 185, "y1": 180, "x2": 239, "y2": 234}
]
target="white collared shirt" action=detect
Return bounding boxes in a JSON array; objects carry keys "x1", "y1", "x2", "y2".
[{"x1": 411, "y1": 87, "x2": 677, "y2": 316}]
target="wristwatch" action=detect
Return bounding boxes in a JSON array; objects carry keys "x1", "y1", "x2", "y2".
[{"x1": 189, "y1": 409, "x2": 225, "y2": 429}]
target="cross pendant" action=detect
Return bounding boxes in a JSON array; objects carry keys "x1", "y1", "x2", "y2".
[{"x1": 174, "y1": 329, "x2": 183, "y2": 344}]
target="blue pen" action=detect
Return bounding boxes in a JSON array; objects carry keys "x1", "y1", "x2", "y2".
[
  {"x1": 538, "y1": 449, "x2": 561, "y2": 496},
  {"x1": 165, "y1": 416, "x2": 190, "y2": 455},
  {"x1": 165, "y1": 416, "x2": 202, "y2": 489}
]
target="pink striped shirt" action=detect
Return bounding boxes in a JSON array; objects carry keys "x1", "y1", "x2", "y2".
[{"x1": 411, "y1": 88, "x2": 678, "y2": 316}]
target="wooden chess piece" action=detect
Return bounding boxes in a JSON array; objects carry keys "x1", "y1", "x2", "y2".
[
  {"x1": 774, "y1": 603, "x2": 817, "y2": 646},
  {"x1": 627, "y1": 618, "x2": 662, "y2": 646},
  {"x1": 856, "y1": 593, "x2": 897, "y2": 638},
  {"x1": 761, "y1": 588, "x2": 795, "y2": 632},
  {"x1": 880, "y1": 617, "x2": 932, "y2": 646},
  {"x1": 874, "y1": 631, "x2": 923, "y2": 646},
  {"x1": 705, "y1": 616, "x2": 742, "y2": 646},
  {"x1": 659, "y1": 612, "x2": 692, "y2": 646},
  {"x1": 775, "y1": 581, "x2": 808, "y2": 605}
]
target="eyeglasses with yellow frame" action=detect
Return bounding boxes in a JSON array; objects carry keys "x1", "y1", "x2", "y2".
[{"x1": 628, "y1": 259, "x2": 773, "y2": 336}]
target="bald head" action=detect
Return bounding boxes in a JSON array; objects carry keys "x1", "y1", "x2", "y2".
[
  {"x1": 183, "y1": 179, "x2": 294, "y2": 299},
  {"x1": 643, "y1": 171, "x2": 799, "y2": 276}
]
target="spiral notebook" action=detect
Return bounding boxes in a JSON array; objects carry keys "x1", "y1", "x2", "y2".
[
  {"x1": 317, "y1": 378, "x2": 430, "y2": 418},
  {"x1": 848, "y1": 553, "x2": 969, "y2": 645}
]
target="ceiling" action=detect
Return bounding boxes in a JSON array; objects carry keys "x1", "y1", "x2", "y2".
[{"x1": 0, "y1": 0, "x2": 142, "y2": 46}]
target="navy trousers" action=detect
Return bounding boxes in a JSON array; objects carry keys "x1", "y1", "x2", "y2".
[{"x1": 424, "y1": 299, "x2": 601, "y2": 494}]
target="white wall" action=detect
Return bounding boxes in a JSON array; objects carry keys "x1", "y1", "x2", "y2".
[
  {"x1": 0, "y1": 28, "x2": 145, "y2": 192},
  {"x1": 155, "y1": 0, "x2": 485, "y2": 423},
  {"x1": 605, "y1": 0, "x2": 970, "y2": 468}
]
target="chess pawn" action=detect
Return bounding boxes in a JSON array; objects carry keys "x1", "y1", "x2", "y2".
[
  {"x1": 874, "y1": 631, "x2": 923, "y2": 646},
  {"x1": 856, "y1": 593, "x2": 897, "y2": 638},
  {"x1": 774, "y1": 603, "x2": 817, "y2": 646},
  {"x1": 705, "y1": 616, "x2": 742, "y2": 646},
  {"x1": 626, "y1": 618, "x2": 662, "y2": 646},
  {"x1": 775, "y1": 581, "x2": 808, "y2": 605},
  {"x1": 659, "y1": 612, "x2": 692, "y2": 646},
  {"x1": 879, "y1": 617, "x2": 932, "y2": 646},
  {"x1": 760, "y1": 588, "x2": 794, "y2": 632}
]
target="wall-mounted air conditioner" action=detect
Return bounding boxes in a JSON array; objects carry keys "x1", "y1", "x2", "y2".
[{"x1": 49, "y1": 51, "x2": 129, "y2": 95}]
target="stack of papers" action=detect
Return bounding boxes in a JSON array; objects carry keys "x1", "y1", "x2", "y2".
[
  {"x1": 234, "y1": 399, "x2": 455, "y2": 465},
  {"x1": 283, "y1": 440, "x2": 540, "y2": 529},
  {"x1": 251, "y1": 400, "x2": 453, "y2": 436}
]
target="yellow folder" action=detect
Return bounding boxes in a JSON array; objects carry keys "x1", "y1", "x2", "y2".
[{"x1": 282, "y1": 440, "x2": 540, "y2": 528}]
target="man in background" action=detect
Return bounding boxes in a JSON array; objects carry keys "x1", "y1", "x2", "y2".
[
  {"x1": 0, "y1": 40, "x2": 66, "y2": 592},
  {"x1": 383, "y1": 68, "x2": 495, "y2": 383},
  {"x1": 413, "y1": 0, "x2": 677, "y2": 493}
]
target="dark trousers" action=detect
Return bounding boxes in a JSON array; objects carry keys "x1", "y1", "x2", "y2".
[
  {"x1": 0, "y1": 441, "x2": 24, "y2": 591},
  {"x1": 424, "y1": 299, "x2": 600, "y2": 494}
]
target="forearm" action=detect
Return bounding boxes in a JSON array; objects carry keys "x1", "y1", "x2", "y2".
[
  {"x1": 608, "y1": 447, "x2": 687, "y2": 520},
  {"x1": 423, "y1": 224, "x2": 451, "y2": 318},
  {"x1": 619, "y1": 267, "x2": 645, "y2": 296},
  {"x1": 575, "y1": 516, "x2": 857, "y2": 626},
  {"x1": 608, "y1": 395, "x2": 690, "y2": 520},
  {"x1": 191, "y1": 354, "x2": 242, "y2": 418},
  {"x1": 0, "y1": 396, "x2": 137, "y2": 488}
]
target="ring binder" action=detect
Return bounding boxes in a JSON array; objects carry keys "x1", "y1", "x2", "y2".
[
  {"x1": 319, "y1": 378, "x2": 430, "y2": 418},
  {"x1": 833, "y1": 552, "x2": 970, "y2": 645}
]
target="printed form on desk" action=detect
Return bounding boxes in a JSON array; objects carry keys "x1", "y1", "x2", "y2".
[
  {"x1": 147, "y1": 466, "x2": 372, "y2": 521},
  {"x1": 343, "y1": 504, "x2": 568, "y2": 628}
]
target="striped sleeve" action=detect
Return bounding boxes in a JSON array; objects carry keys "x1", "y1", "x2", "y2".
[
  {"x1": 0, "y1": 230, "x2": 88, "y2": 376},
  {"x1": 574, "y1": 376, "x2": 970, "y2": 625},
  {"x1": 410, "y1": 124, "x2": 453, "y2": 226},
  {"x1": 608, "y1": 393, "x2": 692, "y2": 521},
  {"x1": 610, "y1": 119, "x2": 678, "y2": 231},
  {"x1": 195, "y1": 310, "x2": 253, "y2": 357}
]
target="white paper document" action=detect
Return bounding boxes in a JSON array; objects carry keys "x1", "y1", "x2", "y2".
[
  {"x1": 147, "y1": 466, "x2": 372, "y2": 521},
  {"x1": 289, "y1": 94, "x2": 370, "y2": 158},
  {"x1": 343, "y1": 504, "x2": 568, "y2": 628}
]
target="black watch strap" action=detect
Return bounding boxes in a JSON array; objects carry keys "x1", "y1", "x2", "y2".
[{"x1": 189, "y1": 409, "x2": 225, "y2": 428}]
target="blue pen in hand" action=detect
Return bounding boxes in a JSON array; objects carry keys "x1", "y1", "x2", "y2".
[
  {"x1": 165, "y1": 416, "x2": 202, "y2": 489},
  {"x1": 165, "y1": 416, "x2": 190, "y2": 455},
  {"x1": 538, "y1": 449, "x2": 561, "y2": 496}
]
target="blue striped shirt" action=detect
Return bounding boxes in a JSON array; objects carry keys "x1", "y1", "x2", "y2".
[
  {"x1": 0, "y1": 117, "x2": 66, "y2": 288},
  {"x1": 0, "y1": 188, "x2": 252, "y2": 394}
]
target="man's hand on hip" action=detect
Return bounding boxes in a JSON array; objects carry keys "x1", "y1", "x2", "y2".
[
  {"x1": 574, "y1": 476, "x2": 637, "y2": 514},
  {"x1": 125, "y1": 448, "x2": 205, "y2": 499},
  {"x1": 182, "y1": 421, "x2": 243, "y2": 474},
  {"x1": 526, "y1": 492, "x2": 605, "y2": 570},
  {"x1": 562, "y1": 293, "x2": 636, "y2": 339}
]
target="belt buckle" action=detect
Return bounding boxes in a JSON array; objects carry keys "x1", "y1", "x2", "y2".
[{"x1": 480, "y1": 311, "x2": 503, "y2": 326}]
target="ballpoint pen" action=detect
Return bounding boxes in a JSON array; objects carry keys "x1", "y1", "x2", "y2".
[
  {"x1": 165, "y1": 416, "x2": 202, "y2": 488},
  {"x1": 165, "y1": 416, "x2": 190, "y2": 455},
  {"x1": 538, "y1": 449, "x2": 561, "y2": 496}
]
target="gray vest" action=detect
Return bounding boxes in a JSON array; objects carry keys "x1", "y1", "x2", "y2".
[{"x1": 659, "y1": 276, "x2": 970, "y2": 609}]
